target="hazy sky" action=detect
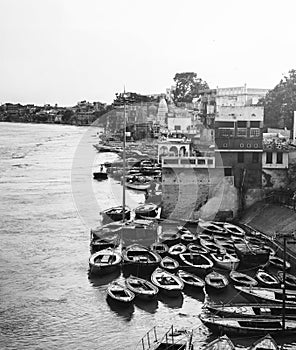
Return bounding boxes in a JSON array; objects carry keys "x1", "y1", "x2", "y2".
[{"x1": 1, "y1": 0, "x2": 296, "y2": 106}]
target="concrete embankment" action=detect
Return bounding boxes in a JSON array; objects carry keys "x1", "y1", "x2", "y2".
[{"x1": 239, "y1": 201, "x2": 296, "y2": 266}]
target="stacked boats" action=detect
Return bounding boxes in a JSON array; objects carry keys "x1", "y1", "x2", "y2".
[
  {"x1": 198, "y1": 227, "x2": 296, "y2": 340},
  {"x1": 89, "y1": 218, "x2": 295, "y2": 344}
]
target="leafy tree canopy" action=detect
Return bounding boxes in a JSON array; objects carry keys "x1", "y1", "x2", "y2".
[
  {"x1": 260, "y1": 69, "x2": 296, "y2": 129},
  {"x1": 113, "y1": 92, "x2": 157, "y2": 106},
  {"x1": 173, "y1": 72, "x2": 209, "y2": 103}
]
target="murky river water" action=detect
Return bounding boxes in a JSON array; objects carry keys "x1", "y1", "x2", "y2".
[{"x1": 0, "y1": 122, "x2": 295, "y2": 349}]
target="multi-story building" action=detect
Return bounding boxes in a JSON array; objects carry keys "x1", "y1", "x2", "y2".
[
  {"x1": 196, "y1": 85, "x2": 268, "y2": 129},
  {"x1": 215, "y1": 85, "x2": 268, "y2": 109},
  {"x1": 214, "y1": 105, "x2": 264, "y2": 192}
]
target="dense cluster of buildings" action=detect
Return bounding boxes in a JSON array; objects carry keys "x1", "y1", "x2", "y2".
[
  {"x1": 3, "y1": 84, "x2": 296, "y2": 220},
  {"x1": 0, "y1": 100, "x2": 108, "y2": 125},
  {"x1": 141, "y1": 85, "x2": 296, "y2": 221}
]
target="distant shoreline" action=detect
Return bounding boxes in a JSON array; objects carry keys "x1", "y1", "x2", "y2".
[{"x1": 0, "y1": 120, "x2": 104, "y2": 128}]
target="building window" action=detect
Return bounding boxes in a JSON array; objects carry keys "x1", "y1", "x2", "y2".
[
  {"x1": 224, "y1": 168, "x2": 232, "y2": 176},
  {"x1": 266, "y1": 152, "x2": 273, "y2": 164},
  {"x1": 237, "y1": 128, "x2": 247, "y2": 137},
  {"x1": 238, "y1": 152, "x2": 244, "y2": 163},
  {"x1": 250, "y1": 128, "x2": 260, "y2": 137},
  {"x1": 276, "y1": 152, "x2": 283, "y2": 164},
  {"x1": 208, "y1": 159, "x2": 213, "y2": 165},
  {"x1": 220, "y1": 128, "x2": 234, "y2": 137},
  {"x1": 174, "y1": 125, "x2": 181, "y2": 131},
  {"x1": 197, "y1": 159, "x2": 206, "y2": 165},
  {"x1": 252, "y1": 152, "x2": 259, "y2": 163}
]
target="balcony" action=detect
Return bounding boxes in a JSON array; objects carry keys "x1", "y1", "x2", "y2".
[{"x1": 162, "y1": 156, "x2": 215, "y2": 168}]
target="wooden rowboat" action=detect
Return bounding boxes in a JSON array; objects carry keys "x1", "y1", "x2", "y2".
[
  {"x1": 234, "y1": 286, "x2": 296, "y2": 305},
  {"x1": 177, "y1": 269, "x2": 205, "y2": 289},
  {"x1": 168, "y1": 243, "x2": 187, "y2": 258},
  {"x1": 248, "y1": 334, "x2": 279, "y2": 349},
  {"x1": 268, "y1": 256, "x2": 291, "y2": 270},
  {"x1": 255, "y1": 269, "x2": 280, "y2": 288},
  {"x1": 160, "y1": 256, "x2": 179, "y2": 272},
  {"x1": 277, "y1": 271, "x2": 296, "y2": 290},
  {"x1": 187, "y1": 243, "x2": 209, "y2": 255},
  {"x1": 107, "y1": 281, "x2": 135, "y2": 303},
  {"x1": 229, "y1": 270, "x2": 258, "y2": 287},
  {"x1": 151, "y1": 268, "x2": 184, "y2": 297},
  {"x1": 234, "y1": 243, "x2": 270, "y2": 268},
  {"x1": 122, "y1": 244, "x2": 161, "y2": 274},
  {"x1": 89, "y1": 248, "x2": 122, "y2": 276},
  {"x1": 210, "y1": 251, "x2": 240, "y2": 271},
  {"x1": 125, "y1": 275, "x2": 158, "y2": 300},
  {"x1": 204, "y1": 302, "x2": 296, "y2": 319},
  {"x1": 101, "y1": 205, "x2": 131, "y2": 222},
  {"x1": 135, "y1": 203, "x2": 159, "y2": 219},
  {"x1": 150, "y1": 242, "x2": 169, "y2": 257},
  {"x1": 203, "y1": 334, "x2": 235, "y2": 350},
  {"x1": 199, "y1": 313, "x2": 296, "y2": 336},
  {"x1": 179, "y1": 252, "x2": 213, "y2": 276},
  {"x1": 205, "y1": 271, "x2": 229, "y2": 290},
  {"x1": 224, "y1": 223, "x2": 245, "y2": 237}
]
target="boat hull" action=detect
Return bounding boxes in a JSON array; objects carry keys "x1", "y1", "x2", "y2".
[
  {"x1": 205, "y1": 271, "x2": 229, "y2": 291},
  {"x1": 102, "y1": 206, "x2": 131, "y2": 222},
  {"x1": 229, "y1": 271, "x2": 258, "y2": 287},
  {"x1": 107, "y1": 282, "x2": 135, "y2": 304},
  {"x1": 210, "y1": 252, "x2": 240, "y2": 271},
  {"x1": 200, "y1": 314, "x2": 296, "y2": 336},
  {"x1": 234, "y1": 286, "x2": 296, "y2": 305},
  {"x1": 135, "y1": 203, "x2": 158, "y2": 219},
  {"x1": 205, "y1": 302, "x2": 296, "y2": 319},
  {"x1": 122, "y1": 244, "x2": 161, "y2": 275},
  {"x1": 151, "y1": 268, "x2": 184, "y2": 298},
  {"x1": 125, "y1": 276, "x2": 158, "y2": 300},
  {"x1": 179, "y1": 253, "x2": 213, "y2": 277},
  {"x1": 89, "y1": 249, "x2": 122, "y2": 276}
]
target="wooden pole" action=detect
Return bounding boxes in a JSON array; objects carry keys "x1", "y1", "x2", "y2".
[
  {"x1": 122, "y1": 95, "x2": 126, "y2": 223},
  {"x1": 282, "y1": 236, "x2": 287, "y2": 331}
]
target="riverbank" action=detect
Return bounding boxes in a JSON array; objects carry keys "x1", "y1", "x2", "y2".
[{"x1": 240, "y1": 201, "x2": 296, "y2": 265}]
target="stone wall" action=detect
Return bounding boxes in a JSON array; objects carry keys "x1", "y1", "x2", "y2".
[
  {"x1": 162, "y1": 167, "x2": 239, "y2": 220},
  {"x1": 262, "y1": 168, "x2": 289, "y2": 190}
]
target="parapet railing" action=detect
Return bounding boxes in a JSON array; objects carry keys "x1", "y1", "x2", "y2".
[{"x1": 162, "y1": 156, "x2": 215, "y2": 168}]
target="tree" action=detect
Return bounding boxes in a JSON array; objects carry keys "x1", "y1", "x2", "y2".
[
  {"x1": 172, "y1": 72, "x2": 209, "y2": 104},
  {"x1": 259, "y1": 69, "x2": 296, "y2": 129},
  {"x1": 61, "y1": 109, "x2": 74, "y2": 124},
  {"x1": 112, "y1": 92, "x2": 157, "y2": 107}
]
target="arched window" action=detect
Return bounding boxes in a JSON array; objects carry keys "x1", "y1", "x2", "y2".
[
  {"x1": 169, "y1": 146, "x2": 178, "y2": 156},
  {"x1": 159, "y1": 146, "x2": 168, "y2": 156},
  {"x1": 179, "y1": 146, "x2": 186, "y2": 157}
]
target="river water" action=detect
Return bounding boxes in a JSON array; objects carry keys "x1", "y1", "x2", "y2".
[{"x1": 0, "y1": 122, "x2": 295, "y2": 350}]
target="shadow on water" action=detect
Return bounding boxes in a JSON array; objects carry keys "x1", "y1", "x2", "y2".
[
  {"x1": 134, "y1": 297, "x2": 159, "y2": 314},
  {"x1": 88, "y1": 269, "x2": 121, "y2": 287},
  {"x1": 121, "y1": 264, "x2": 152, "y2": 279},
  {"x1": 183, "y1": 287, "x2": 205, "y2": 303},
  {"x1": 106, "y1": 296, "x2": 135, "y2": 321},
  {"x1": 157, "y1": 292, "x2": 184, "y2": 309}
]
